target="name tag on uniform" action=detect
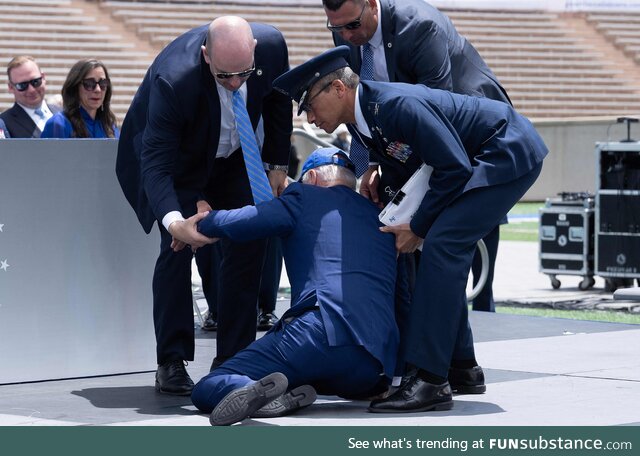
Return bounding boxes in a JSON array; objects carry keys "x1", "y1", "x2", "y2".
[{"x1": 385, "y1": 141, "x2": 412, "y2": 162}]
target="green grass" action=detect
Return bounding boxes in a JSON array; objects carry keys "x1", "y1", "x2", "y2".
[
  {"x1": 500, "y1": 201, "x2": 544, "y2": 242},
  {"x1": 495, "y1": 305, "x2": 640, "y2": 325}
]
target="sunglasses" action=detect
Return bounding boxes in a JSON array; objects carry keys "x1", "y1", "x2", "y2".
[
  {"x1": 81, "y1": 78, "x2": 110, "y2": 91},
  {"x1": 326, "y1": 1, "x2": 367, "y2": 32},
  {"x1": 11, "y1": 76, "x2": 43, "y2": 92},
  {"x1": 214, "y1": 62, "x2": 256, "y2": 80},
  {"x1": 300, "y1": 81, "x2": 334, "y2": 114}
]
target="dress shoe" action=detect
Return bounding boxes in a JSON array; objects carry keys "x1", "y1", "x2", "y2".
[
  {"x1": 448, "y1": 365, "x2": 486, "y2": 394},
  {"x1": 210, "y1": 372, "x2": 288, "y2": 426},
  {"x1": 201, "y1": 311, "x2": 217, "y2": 331},
  {"x1": 251, "y1": 384, "x2": 316, "y2": 418},
  {"x1": 368, "y1": 375, "x2": 453, "y2": 413},
  {"x1": 257, "y1": 312, "x2": 278, "y2": 331},
  {"x1": 155, "y1": 360, "x2": 194, "y2": 396}
]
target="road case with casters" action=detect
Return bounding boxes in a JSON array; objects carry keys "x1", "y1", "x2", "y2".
[{"x1": 539, "y1": 192, "x2": 595, "y2": 290}]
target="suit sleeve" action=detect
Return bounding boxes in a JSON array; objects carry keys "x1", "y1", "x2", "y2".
[
  {"x1": 406, "y1": 20, "x2": 453, "y2": 91},
  {"x1": 383, "y1": 98, "x2": 471, "y2": 237},
  {"x1": 140, "y1": 76, "x2": 184, "y2": 221},
  {"x1": 260, "y1": 31, "x2": 293, "y2": 166},
  {"x1": 197, "y1": 183, "x2": 304, "y2": 241}
]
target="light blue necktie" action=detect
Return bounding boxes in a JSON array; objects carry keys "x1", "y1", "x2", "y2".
[
  {"x1": 350, "y1": 43, "x2": 375, "y2": 177},
  {"x1": 34, "y1": 108, "x2": 45, "y2": 119},
  {"x1": 232, "y1": 90, "x2": 273, "y2": 204}
]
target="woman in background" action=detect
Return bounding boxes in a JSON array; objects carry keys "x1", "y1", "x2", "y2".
[{"x1": 41, "y1": 59, "x2": 118, "y2": 138}]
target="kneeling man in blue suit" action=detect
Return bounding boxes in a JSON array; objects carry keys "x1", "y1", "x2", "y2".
[
  {"x1": 170, "y1": 148, "x2": 399, "y2": 425},
  {"x1": 272, "y1": 46, "x2": 548, "y2": 413}
]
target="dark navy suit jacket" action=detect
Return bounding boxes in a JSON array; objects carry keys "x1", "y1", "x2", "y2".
[
  {"x1": 0, "y1": 103, "x2": 61, "y2": 138},
  {"x1": 116, "y1": 23, "x2": 292, "y2": 233},
  {"x1": 358, "y1": 81, "x2": 548, "y2": 238},
  {"x1": 334, "y1": 0, "x2": 510, "y2": 103},
  {"x1": 198, "y1": 183, "x2": 399, "y2": 377}
]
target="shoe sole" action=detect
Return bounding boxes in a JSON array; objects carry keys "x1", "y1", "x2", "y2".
[
  {"x1": 209, "y1": 372, "x2": 288, "y2": 426},
  {"x1": 251, "y1": 385, "x2": 317, "y2": 418},
  {"x1": 154, "y1": 381, "x2": 193, "y2": 396},
  {"x1": 451, "y1": 384, "x2": 486, "y2": 394},
  {"x1": 368, "y1": 400, "x2": 454, "y2": 414}
]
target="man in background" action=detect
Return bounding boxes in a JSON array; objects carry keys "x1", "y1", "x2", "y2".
[{"x1": 1, "y1": 56, "x2": 60, "y2": 138}]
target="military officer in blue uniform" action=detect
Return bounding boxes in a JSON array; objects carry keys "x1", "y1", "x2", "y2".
[
  {"x1": 272, "y1": 47, "x2": 547, "y2": 413},
  {"x1": 171, "y1": 147, "x2": 399, "y2": 425}
]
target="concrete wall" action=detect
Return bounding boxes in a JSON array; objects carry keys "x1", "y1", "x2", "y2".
[{"x1": 528, "y1": 117, "x2": 638, "y2": 201}]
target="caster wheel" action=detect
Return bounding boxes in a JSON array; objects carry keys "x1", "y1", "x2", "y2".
[
  {"x1": 578, "y1": 277, "x2": 595, "y2": 291},
  {"x1": 551, "y1": 277, "x2": 561, "y2": 289}
]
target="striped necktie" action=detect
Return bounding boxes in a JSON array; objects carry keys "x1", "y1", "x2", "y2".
[
  {"x1": 350, "y1": 43, "x2": 375, "y2": 177},
  {"x1": 232, "y1": 90, "x2": 273, "y2": 204}
]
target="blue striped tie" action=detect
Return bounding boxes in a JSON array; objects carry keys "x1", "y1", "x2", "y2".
[
  {"x1": 232, "y1": 90, "x2": 273, "y2": 204},
  {"x1": 350, "y1": 43, "x2": 375, "y2": 177}
]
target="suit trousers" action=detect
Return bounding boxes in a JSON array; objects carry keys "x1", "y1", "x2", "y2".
[
  {"x1": 404, "y1": 163, "x2": 543, "y2": 377},
  {"x1": 191, "y1": 310, "x2": 384, "y2": 413},
  {"x1": 152, "y1": 150, "x2": 266, "y2": 364}
]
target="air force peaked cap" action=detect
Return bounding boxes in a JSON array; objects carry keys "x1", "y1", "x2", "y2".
[
  {"x1": 299, "y1": 147, "x2": 356, "y2": 181},
  {"x1": 273, "y1": 46, "x2": 351, "y2": 115}
]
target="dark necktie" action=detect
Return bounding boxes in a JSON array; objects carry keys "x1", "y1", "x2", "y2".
[
  {"x1": 232, "y1": 90, "x2": 273, "y2": 204},
  {"x1": 350, "y1": 43, "x2": 375, "y2": 177}
]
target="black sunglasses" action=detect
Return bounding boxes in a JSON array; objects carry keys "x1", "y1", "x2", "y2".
[
  {"x1": 326, "y1": 1, "x2": 367, "y2": 32},
  {"x1": 214, "y1": 62, "x2": 256, "y2": 80},
  {"x1": 81, "y1": 78, "x2": 110, "y2": 91},
  {"x1": 300, "y1": 81, "x2": 334, "y2": 114},
  {"x1": 11, "y1": 76, "x2": 43, "y2": 92}
]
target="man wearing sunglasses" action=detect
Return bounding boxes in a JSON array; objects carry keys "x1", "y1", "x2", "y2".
[
  {"x1": 0, "y1": 56, "x2": 60, "y2": 138},
  {"x1": 323, "y1": 0, "x2": 512, "y2": 383},
  {"x1": 116, "y1": 16, "x2": 292, "y2": 396}
]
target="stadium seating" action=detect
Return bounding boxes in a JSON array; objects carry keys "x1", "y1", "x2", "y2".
[{"x1": 2, "y1": 0, "x2": 640, "y2": 121}]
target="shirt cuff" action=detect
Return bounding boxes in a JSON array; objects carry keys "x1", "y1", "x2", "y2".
[{"x1": 162, "y1": 211, "x2": 185, "y2": 232}]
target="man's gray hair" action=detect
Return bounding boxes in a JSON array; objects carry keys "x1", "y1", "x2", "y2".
[
  {"x1": 313, "y1": 67, "x2": 359, "y2": 94},
  {"x1": 302, "y1": 164, "x2": 357, "y2": 190}
]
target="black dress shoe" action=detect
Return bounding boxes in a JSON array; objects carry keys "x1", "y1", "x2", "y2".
[
  {"x1": 155, "y1": 360, "x2": 194, "y2": 396},
  {"x1": 210, "y1": 372, "x2": 288, "y2": 426},
  {"x1": 251, "y1": 385, "x2": 317, "y2": 418},
  {"x1": 201, "y1": 311, "x2": 217, "y2": 331},
  {"x1": 257, "y1": 312, "x2": 278, "y2": 331},
  {"x1": 368, "y1": 375, "x2": 453, "y2": 413},
  {"x1": 448, "y1": 365, "x2": 486, "y2": 394}
]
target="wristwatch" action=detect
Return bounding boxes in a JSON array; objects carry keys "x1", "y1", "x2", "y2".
[{"x1": 263, "y1": 163, "x2": 289, "y2": 172}]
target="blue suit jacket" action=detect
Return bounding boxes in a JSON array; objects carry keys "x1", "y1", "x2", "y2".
[
  {"x1": 116, "y1": 23, "x2": 293, "y2": 233},
  {"x1": 358, "y1": 81, "x2": 548, "y2": 238},
  {"x1": 198, "y1": 183, "x2": 399, "y2": 377},
  {"x1": 334, "y1": 0, "x2": 510, "y2": 104}
]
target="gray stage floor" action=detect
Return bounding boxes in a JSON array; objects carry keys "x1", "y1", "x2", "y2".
[
  {"x1": 1, "y1": 308, "x2": 638, "y2": 426},
  {"x1": 1, "y1": 241, "x2": 639, "y2": 426}
]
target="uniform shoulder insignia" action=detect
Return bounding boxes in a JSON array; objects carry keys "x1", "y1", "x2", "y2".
[{"x1": 367, "y1": 102, "x2": 381, "y2": 116}]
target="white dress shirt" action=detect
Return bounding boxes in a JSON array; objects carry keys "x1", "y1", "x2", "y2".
[{"x1": 162, "y1": 81, "x2": 249, "y2": 231}]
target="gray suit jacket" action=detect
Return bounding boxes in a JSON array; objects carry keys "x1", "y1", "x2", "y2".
[{"x1": 333, "y1": 0, "x2": 511, "y2": 104}]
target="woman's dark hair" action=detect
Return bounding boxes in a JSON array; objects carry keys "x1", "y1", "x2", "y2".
[{"x1": 61, "y1": 59, "x2": 117, "y2": 138}]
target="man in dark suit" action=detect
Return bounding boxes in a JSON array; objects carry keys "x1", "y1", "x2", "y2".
[
  {"x1": 273, "y1": 47, "x2": 547, "y2": 412},
  {"x1": 1, "y1": 56, "x2": 60, "y2": 138},
  {"x1": 116, "y1": 17, "x2": 292, "y2": 396},
  {"x1": 324, "y1": 0, "x2": 511, "y2": 316},
  {"x1": 171, "y1": 148, "x2": 398, "y2": 425}
]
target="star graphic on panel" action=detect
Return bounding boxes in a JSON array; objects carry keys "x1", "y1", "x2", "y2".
[{"x1": 0, "y1": 259, "x2": 8, "y2": 271}]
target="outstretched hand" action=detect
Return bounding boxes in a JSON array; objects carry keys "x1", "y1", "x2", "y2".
[
  {"x1": 379, "y1": 223, "x2": 423, "y2": 253},
  {"x1": 359, "y1": 166, "x2": 382, "y2": 208},
  {"x1": 169, "y1": 212, "x2": 218, "y2": 252}
]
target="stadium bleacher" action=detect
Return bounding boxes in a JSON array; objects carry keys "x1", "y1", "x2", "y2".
[{"x1": 1, "y1": 0, "x2": 640, "y2": 122}]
